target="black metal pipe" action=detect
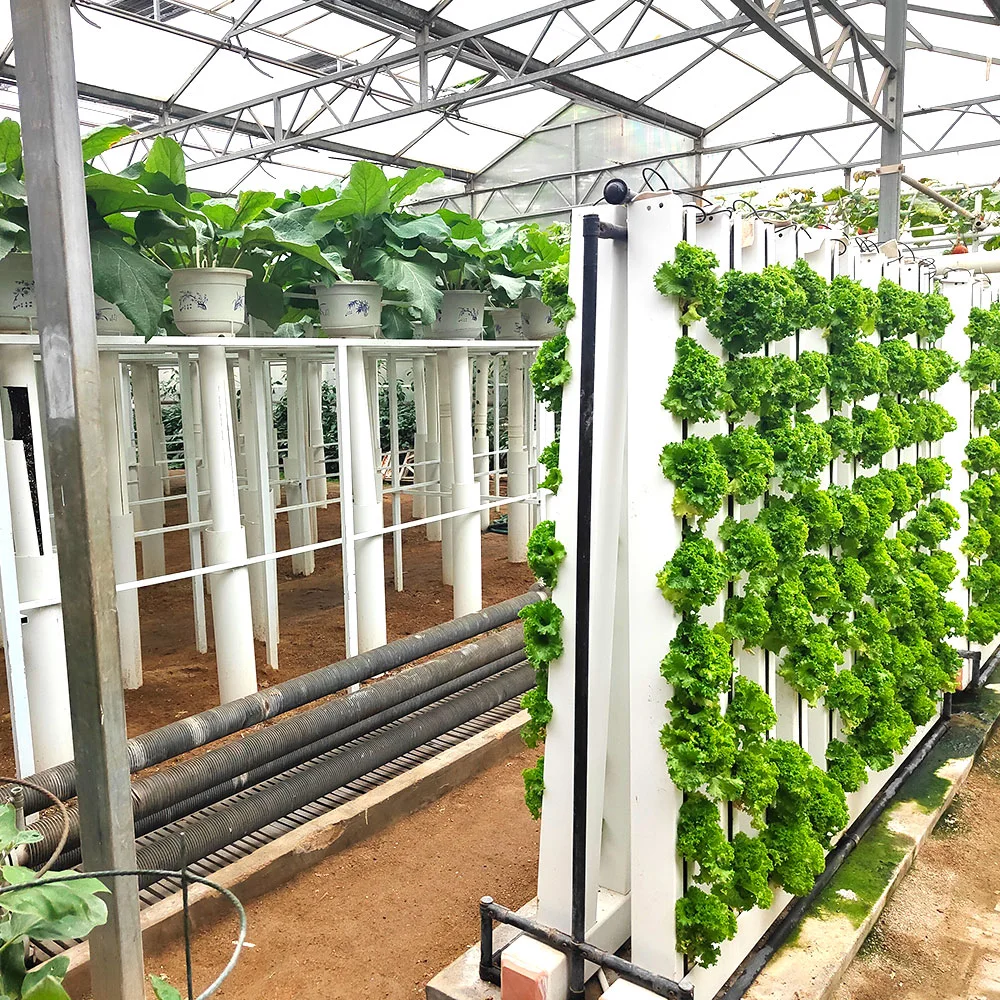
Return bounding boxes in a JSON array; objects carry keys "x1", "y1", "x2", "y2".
[
  {"x1": 568, "y1": 212, "x2": 602, "y2": 999},
  {"x1": 20, "y1": 590, "x2": 541, "y2": 812},
  {"x1": 49, "y1": 652, "x2": 529, "y2": 869},
  {"x1": 718, "y1": 717, "x2": 949, "y2": 1000},
  {"x1": 480, "y1": 899, "x2": 692, "y2": 1000},
  {"x1": 132, "y1": 664, "x2": 535, "y2": 886},
  {"x1": 28, "y1": 627, "x2": 527, "y2": 864}
]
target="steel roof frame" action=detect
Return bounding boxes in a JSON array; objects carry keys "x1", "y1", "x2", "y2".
[{"x1": 0, "y1": 1, "x2": 999, "y2": 230}]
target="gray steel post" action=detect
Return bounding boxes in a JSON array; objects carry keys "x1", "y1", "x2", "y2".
[
  {"x1": 9, "y1": 2, "x2": 145, "y2": 998},
  {"x1": 878, "y1": 0, "x2": 907, "y2": 242}
]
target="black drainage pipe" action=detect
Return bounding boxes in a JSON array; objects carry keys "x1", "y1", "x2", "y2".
[
  {"x1": 21, "y1": 589, "x2": 541, "y2": 812},
  {"x1": 133, "y1": 663, "x2": 534, "y2": 887},
  {"x1": 31, "y1": 630, "x2": 526, "y2": 866},
  {"x1": 718, "y1": 717, "x2": 948, "y2": 1000}
]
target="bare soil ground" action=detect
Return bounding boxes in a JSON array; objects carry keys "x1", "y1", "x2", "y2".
[
  {"x1": 0, "y1": 484, "x2": 533, "y2": 776},
  {"x1": 834, "y1": 721, "x2": 1000, "y2": 1000},
  {"x1": 136, "y1": 741, "x2": 541, "y2": 1000}
]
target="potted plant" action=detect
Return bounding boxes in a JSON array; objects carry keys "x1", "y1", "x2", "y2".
[
  {"x1": 434, "y1": 211, "x2": 527, "y2": 339},
  {"x1": 516, "y1": 223, "x2": 567, "y2": 340},
  {"x1": 128, "y1": 137, "x2": 346, "y2": 336},
  {"x1": 0, "y1": 119, "x2": 170, "y2": 337},
  {"x1": 283, "y1": 160, "x2": 447, "y2": 338}
]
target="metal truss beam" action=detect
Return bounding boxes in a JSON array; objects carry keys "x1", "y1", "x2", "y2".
[
  {"x1": 0, "y1": 69, "x2": 474, "y2": 181},
  {"x1": 983, "y1": 1, "x2": 1000, "y2": 23},
  {"x1": 730, "y1": 0, "x2": 895, "y2": 129}
]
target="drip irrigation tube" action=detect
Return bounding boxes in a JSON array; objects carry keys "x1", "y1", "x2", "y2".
[
  {"x1": 132, "y1": 663, "x2": 534, "y2": 887},
  {"x1": 21, "y1": 590, "x2": 541, "y2": 812},
  {"x1": 718, "y1": 716, "x2": 948, "y2": 1000},
  {"x1": 38, "y1": 645, "x2": 527, "y2": 867}
]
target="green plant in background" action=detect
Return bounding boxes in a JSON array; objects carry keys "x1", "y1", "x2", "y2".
[{"x1": 530, "y1": 334, "x2": 572, "y2": 412}]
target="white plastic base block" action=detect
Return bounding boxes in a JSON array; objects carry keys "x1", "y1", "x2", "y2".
[
  {"x1": 600, "y1": 980, "x2": 661, "y2": 999},
  {"x1": 500, "y1": 936, "x2": 567, "y2": 1000}
]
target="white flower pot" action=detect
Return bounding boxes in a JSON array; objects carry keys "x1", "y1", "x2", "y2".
[
  {"x1": 94, "y1": 297, "x2": 135, "y2": 336},
  {"x1": 492, "y1": 307, "x2": 524, "y2": 341},
  {"x1": 433, "y1": 290, "x2": 487, "y2": 339},
  {"x1": 520, "y1": 296, "x2": 559, "y2": 339},
  {"x1": 0, "y1": 253, "x2": 36, "y2": 332},
  {"x1": 168, "y1": 267, "x2": 251, "y2": 337},
  {"x1": 315, "y1": 281, "x2": 382, "y2": 338}
]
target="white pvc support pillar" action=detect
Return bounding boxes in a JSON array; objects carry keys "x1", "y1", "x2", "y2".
[
  {"x1": 346, "y1": 347, "x2": 387, "y2": 651},
  {"x1": 0, "y1": 346, "x2": 72, "y2": 769},
  {"x1": 507, "y1": 350, "x2": 529, "y2": 562},
  {"x1": 177, "y1": 356, "x2": 208, "y2": 654},
  {"x1": 425, "y1": 356, "x2": 442, "y2": 542},
  {"x1": 99, "y1": 353, "x2": 142, "y2": 689},
  {"x1": 388, "y1": 354, "x2": 403, "y2": 592},
  {"x1": 438, "y1": 353, "x2": 455, "y2": 586},
  {"x1": 448, "y1": 347, "x2": 482, "y2": 616},
  {"x1": 198, "y1": 344, "x2": 258, "y2": 704},
  {"x1": 131, "y1": 361, "x2": 166, "y2": 578},
  {"x1": 473, "y1": 355, "x2": 490, "y2": 531},
  {"x1": 412, "y1": 356, "x2": 428, "y2": 521},
  {"x1": 306, "y1": 360, "x2": 326, "y2": 546},
  {"x1": 285, "y1": 357, "x2": 314, "y2": 577}
]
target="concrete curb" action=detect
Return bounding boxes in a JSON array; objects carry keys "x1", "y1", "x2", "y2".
[
  {"x1": 64, "y1": 709, "x2": 530, "y2": 998},
  {"x1": 745, "y1": 688, "x2": 1000, "y2": 1000}
]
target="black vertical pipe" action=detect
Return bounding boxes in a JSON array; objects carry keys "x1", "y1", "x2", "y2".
[
  {"x1": 480, "y1": 896, "x2": 496, "y2": 982},
  {"x1": 570, "y1": 214, "x2": 601, "y2": 998}
]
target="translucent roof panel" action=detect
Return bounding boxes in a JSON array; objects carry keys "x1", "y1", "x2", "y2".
[{"x1": 0, "y1": 0, "x2": 996, "y2": 210}]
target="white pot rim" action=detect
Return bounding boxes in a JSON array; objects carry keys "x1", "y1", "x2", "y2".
[
  {"x1": 170, "y1": 267, "x2": 253, "y2": 279},
  {"x1": 314, "y1": 280, "x2": 382, "y2": 290}
]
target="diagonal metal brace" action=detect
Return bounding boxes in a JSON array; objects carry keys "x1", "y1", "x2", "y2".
[{"x1": 729, "y1": 0, "x2": 895, "y2": 129}]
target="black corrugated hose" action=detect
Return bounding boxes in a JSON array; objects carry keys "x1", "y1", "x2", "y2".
[
  {"x1": 20, "y1": 590, "x2": 541, "y2": 813},
  {"x1": 35, "y1": 640, "x2": 527, "y2": 867},
  {"x1": 133, "y1": 663, "x2": 534, "y2": 886}
]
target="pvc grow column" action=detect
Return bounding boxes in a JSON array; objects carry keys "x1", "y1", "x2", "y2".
[
  {"x1": 412, "y1": 357, "x2": 428, "y2": 520},
  {"x1": 346, "y1": 347, "x2": 387, "y2": 651},
  {"x1": 100, "y1": 353, "x2": 142, "y2": 689},
  {"x1": 473, "y1": 356, "x2": 490, "y2": 531},
  {"x1": 425, "y1": 356, "x2": 442, "y2": 542},
  {"x1": 438, "y1": 352, "x2": 455, "y2": 586},
  {"x1": 0, "y1": 345, "x2": 72, "y2": 768},
  {"x1": 449, "y1": 347, "x2": 482, "y2": 616},
  {"x1": 507, "y1": 350, "x2": 529, "y2": 562},
  {"x1": 198, "y1": 344, "x2": 258, "y2": 703},
  {"x1": 131, "y1": 361, "x2": 166, "y2": 578}
]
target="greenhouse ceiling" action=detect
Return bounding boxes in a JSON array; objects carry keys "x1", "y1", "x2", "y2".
[{"x1": 1, "y1": 0, "x2": 1000, "y2": 211}]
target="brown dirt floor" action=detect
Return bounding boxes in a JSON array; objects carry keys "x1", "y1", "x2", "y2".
[
  {"x1": 134, "y1": 741, "x2": 541, "y2": 1000},
  {"x1": 834, "y1": 721, "x2": 1000, "y2": 1000},
  {"x1": 0, "y1": 479, "x2": 534, "y2": 777}
]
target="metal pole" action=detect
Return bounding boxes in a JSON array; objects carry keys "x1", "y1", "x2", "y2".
[
  {"x1": 9, "y1": 2, "x2": 145, "y2": 997},
  {"x1": 877, "y1": 0, "x2": 907, "y2": 242}
]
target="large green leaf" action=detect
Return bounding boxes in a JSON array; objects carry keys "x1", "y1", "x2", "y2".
[
  {"x1": 318, "y1": 161, "x2": 390, "y2": 220},
  {"x1": 0, "y1": 805, "x2": 41, "y2": 856},
  {"x1": 381, "y1": 305, "x2": 416, "y2": 339},
  {"x1": 233, "y1": 190, "x2": 276, "y2": 228},
  {"x1": 21, "y1": 957, "x2": 70, "y2": 995},
  {"x1": 244, "y1": 209, "x2": 350, "y2": 279},
  {"x1": 489, "y1": 272, "x2": 527, "y2": 302},
  {"x1": 388, "y1": 166, "x2": 443, "y2": 206},
  {"x1": 362, "y1": 247, "x2": 441, "y2": 324},
  {"x1": 0, "y1": 219, "x2": 25, "y2": 263},
  {"x1": 85, "y1": 174, "x2": 193, "y2": 220},
  {"x1": 0, "y1": 867, "x2": 109, "y2": 942},
  {"x1": 150, "y1": 974, "x2": 184, "y2": 1000},
  {"x1": 81, "y1": 126, "x2": 134, "y2": 162},
  {"x1": 0, "y1": 121, "x2": 21, "y2": 171},
  {"x1": 90, "y1": 230, "x2": 170, "y2": 339},
  {"x1": 133, "y1": 209, "x2": 190, "y2": 249},
  {"x1": 384, "y1": 214, "x2": 451, "y2": 244},
  {"x1": 22, "y1": 977, "x2": 72, "y2": 1000},
  {"x1": 246, "y1": 277, "x2": 286, "y2": 328},
  {"x1": 143, "y1": 136, "x2": 187, "y2": 188},
  {"x1": 0, "y1": 169, "x2": 25, "y2": 203}
]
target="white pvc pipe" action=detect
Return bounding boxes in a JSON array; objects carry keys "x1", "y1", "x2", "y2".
[
  {"x1": 238, "y1": 352, "x2": 268, "y2": 648},
  {"x1": 346, "y1": 348, "x2": 387, "y2": 651},
  {"x1": 199, "y1": 344, "x2": 258, "y2": 704},
  {"x1": 131, "y1": 361, "x2": 166, "y2": 578},
  {"x1": 100, "y1": 354, "x2": 142, "y2": 690},
  {"x1": 507, "y1": 351, "x2": 529, "y2": 563},
  {"x1": 425, "y1": 356, "x2": 442, "y2": 542},
  {"x1": 388, "y1": 354, "x2": 403, "y2": 592},
  {"x1": 306, "y1": 360, "x2": 326, "y2": 541},
  {"x1": 412, "y1": 357, "x2": 427, "y2": 521},
  {"x1": 449, "y1": 347, "x2": 482, "y2": 616},
  {"x1": 285, "y1": 358, "x2": 314, "y2": 577},
  {"x1": 438, "y1": 355, "x2": 455, "y2": 586},
  {"x1": 473, "y1": 356, "x2": 490, "y2": 531}
]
